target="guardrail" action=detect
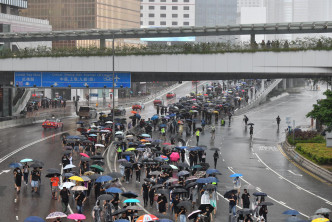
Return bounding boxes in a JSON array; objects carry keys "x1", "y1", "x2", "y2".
[
  {"x1": 281, "y1": 139, "x2": 332, "y2": 184},
  {"x1": 12, "y1": 88, "x2": 31, "y2": 116}
]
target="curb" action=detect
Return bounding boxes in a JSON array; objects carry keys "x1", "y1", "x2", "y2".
[{"x1": 281, "y1": 140, "x2": 332, "y2": 184}]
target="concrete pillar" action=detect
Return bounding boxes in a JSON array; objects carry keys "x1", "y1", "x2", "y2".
[
  {"x1": 283, "y1": 79, "x2": 287, "y2": 90},
  {"x1": 253, "y1": 87, "x2": 256, "y2": 100},
  {"x1": 288, "y1": 78, "x2": 294, "y2": 88},
  {"x1": 100, "y1": 39, "x2": 106, "y2": 49},
  {"x1": 261, "y1": 79, "x2": 265, "y2": 92},
  {"x1": 250, "y1": 34, "x2": 255, "y2": 45},
  {"x1": 248, "y1": 88, "x2": 252, "y2": 103}
]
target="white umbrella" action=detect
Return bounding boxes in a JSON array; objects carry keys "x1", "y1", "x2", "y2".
[
  {"x1": 95, "y1": 144, "x2": 105, "y2": 147},
  {"x1": 46, "y1": 212, "x2": 67, "y2": 219},
  {"x1": 71, "y1": 186, "x2": 88, "y2": 191},
  {"x1": 115, "y1": 131, "x2": 124, "y2": 135},
  {"x1": 59, "y1": 182, "x2": 75, "y2": 189},
  {"x1": 105, "y1": 121, "x2": 113, "y2": 124},
  {"x1": 63, "y1": 164, "x2": 76, "y2": 170}
]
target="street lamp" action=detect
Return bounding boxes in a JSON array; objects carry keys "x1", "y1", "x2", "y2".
[{"x1": 112, "y1": 34, "x2": 115, "y2": 139}]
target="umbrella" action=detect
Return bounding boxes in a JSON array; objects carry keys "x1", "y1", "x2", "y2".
[
  {"x1": 45, "y1": 172, "x2": 61, "y2": 178},
  {"x1": 188, "y1": 210, "x2": 202, "y2": 220},
  {"x1": 172, "y1": 188, "x2": 188, "y2": 194},
  {"x1": 177, "y1": 201, "x2": 192, "y2": 210},
  {"x1": 315, "y1": 208, "x2": 331, "y2": 214},
  {"x1": 121, "y1": 162, "x2": 133, "y2": 168},
  {"x1": 223, "y1": 189, "x2": 237, "y2": 198},
  {"x1": 71, "y1": 186, "x2": 88, "y2": 191},
  {"x1": 122, "y1": 152, "x2": 135, "y2": 156},
  {"x1": 67, "y1": 214, "x2": 86, "y2": 220},
  {"x1": 81, "y1": 157, "x2": 90, "y2": 162},
  {"x1": 150, "y1": 171, "x2": 162, "y2": 176},
  {"x1": 46, "y1": 212, "x2": 67, "y2": 219},
  {"x1": 230, "y1": 173, "x2": 243, "y2": 178},
  {"x1": 108, "y1": 172, "x2": 123, "y2": 178},
  {"x1": 30, "y1": 163, "x2": 43, "y2": 168},
  {"x1": 177, "y1": 163, "x2": 189, "y2": 168},
  {"x1": 258, "y1": 202, "x2": 274, "y2": 206},
  {"x1": 242, "y1": 184, "x2": 255, "y2": 190},
  {"x1": 69, "y1": 176, "x2": 84, "y2": 182},
  {"x1": 253, "y1": 192, "x2": 267, "y2": 196},
  {"x1": 115, "y1": 220, "x2": 130, "y2": 222},
  {"x1": 155, "y1": 189, "x2": 169, "y2": 195},
  {"x1": 136, "y1": 214, "x2": 158, "y2": 222},
  {"x1": 160, "y1": 165, "x2": 171, "y2": 169},
  {"x1": 60, "y1": 182, "x2": 75, "y2": 189},
  {"x1": 63, "y1": 164, "x2": 76, "y2": 170},
  {"x1": 205, "y1": 184, "x2": 217, "y2": 190},
  {"x1": 151, "y1": 184, "x2": 163, "y2": 189},
  {"x1": 192, "y1": 165, "x2": 202, "y2": 169},
  {"x1": 63, "y1": 150, "x2": 72, "y2": 155},
  {"x1": 80, "y1": 153, "x2": 90, "y2": 158},
  {"x1": 284, "y1": 216, "x2": 307, "y2": 222},
  {"x1": 178, "y1": 171, "x2": 190, "y2": 177},
  {"x1": 210, "y1": 147, "x2": 220, "y2": 151},
  {"x1": 90, "y1": 165, "x2": 104, "y2": 172},
  {"x1": 24, "y1": 216, "x2": 45, "y2": 222},
  {"x1": 80, "y1": 176, "x2": 91, "y2": 182},
  {"x1": 199, "y1": 204, "x2": 215, "y2": 212},
  {"x1": 312, "y1": 219, "x2": 329, "y2": 222},
  {"x1": 106, "y1": 187, "x2": 123, "y2": 193},
  {"x1": 124, "y1": 199, "x2": 140, "y2": 203},
  {"x1": 185, "y1": 182, "x2": 197, "y2": 189},
  {"x1": 141, "y1": 134, "x2": 151, "y2": 138},
  {"x1": 283, "y1": 210, "x2": 300, "y2": 215},
  {"x1": 170, "y1": 165, "x2": 178, "y2": 170},
  {"x1": 89, "y1": 174, "x2": 101, "y2": 180},
  {"x1": 95, "y1": 144, "x2": 105, "y2": 148},
  {"x1": 206, "y1": 169, "x2": 222, "y2": 175},
  {"x1": 127, "y1": 206, "x2": 143, "y2": 211},
  {"x1": 96, "y1": 175, "x2": 113, "y2": 183},
  {"x1": 126, "y1": 148, "x2": 136, "y2": 152},
  {"x1": 97, "y1": 194, "x2": 114, "y2": 201},
  {"x1": 63, "y1": 173, "x2": 75, "y2": 177},
  {"x1": 20, "y1": 158, "x2": 33, "y2": 163},
  {"x1": 237, "y1": 208, "x2": 254, "y2": 215},
  {"x1": 122, "y1": 191, "x2": 138, "y2": 198},
  {"x1": 112, "y1": 209, "x2": 128, "y2": 216},
  {"x1": 91, "y1": 155, "x2": 104, "y2": 160},
  {"x1": 248, "y1": 123, "x2": 254, "y2": 126},
  {"x1": 47, "y1": 168, "x2": 61, "y2": 173},
  {"x1": 33, "y1": 160, "x2": 45, "y2": 167}
]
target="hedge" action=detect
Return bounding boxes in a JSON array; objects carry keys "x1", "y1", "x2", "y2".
[{"x1": 296, "y1": 143, "x2": 332, "y2": 165}]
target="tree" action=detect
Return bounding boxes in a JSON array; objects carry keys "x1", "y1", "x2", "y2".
[{"x1": 306, "y1": 90, "x2": 332, "y2": 131}]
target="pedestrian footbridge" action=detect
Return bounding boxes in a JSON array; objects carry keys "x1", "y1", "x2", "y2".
[{"x1": 0, "y1": 50, "x2": 331, "y2": 81}]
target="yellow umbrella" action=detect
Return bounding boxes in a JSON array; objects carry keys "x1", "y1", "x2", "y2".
[
  {"x1": 69, "y1": 176, "x2": 84, "y2": 182},
  {"x1": 213, "y1": 111, "x2": 219, "y2": 114},
  {"x1": 312, "y1": 219, "x2": 329, "y2": 222},
  {"x1": 126, "y1": 148, "x2": 136, "y2": 152}
]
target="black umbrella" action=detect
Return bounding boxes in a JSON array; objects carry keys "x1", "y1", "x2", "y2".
[
  {"x1": 91, "y1": 155, "x2": 104, "y2": 160},
  {"x1": 121, "y1": 162, "x2": 133, "y2": 168},
  {"x1": 111, "y1": 208, "x2": 127, "y2": 216},
  {"x1": 253, "y1": 192, "x2": 267, "y2": 196},
  {"x1": 177, "y1": 201, "x2": 192, "y2": 210},
  {"x1": 160, "y1": 165, "x2": 172, "y2": 169},
  {"x1": 33, "y1": 160, "x2": 45, "y2": 167},
  {"x1": 170, "y1": 184, "x2": 183, "y2": 189},
  {"x1": 172, "y1": 188, "x2": 188, "y2": 194},
  {"x1": 81, "y1": 157, "x2": 90, "y2": 162},
  {"x1": 30, "y1": 163, "x2": 43, "y2": 168},
  {"x1": 97, "y1": 194, "x2": 114, "y2": 201},
  {"x1": 150, "y1": 171, "x2": 162, "y2": 176},
  {"x1": 45, "y1": 172, "x2": 61, "y2": 177},
  {"x1": 185, "y1": 182, "x2": 197, "y2": 189},
  {"x1": 223, "y1": 189, "x2": 237, "y2": 199},
  {"x1": 237, "y1": 208, "x2": 254, "y2": 215},
  {"x1": 151, "y1": 184, "x2": 163, "y2": 189},
  {"x1": 62, "y1": 172, "x2": 74, "y2": 177},
  {"x1": 155, "y1": 189, "x2": 169, "y2": 195},
  {"x1": 258, "y1": 202, "x2": 274, "y2": 206},
  {"x1": 187, "y1": 210, "x2": 202, "y2": 220},
  {"x1": 92, "y1": 160, "x2": 105, "y2": 166},
  {"x1": 199, "y1": 204, "x2": 214, "y2": 212},
  {"x1": 177, "y1": 163, "x2": 189, "y2": 168},
  {"x1": 88, "y1": 174, "x2": 101, "y2": 180},
  {"x1": 127, "y1": 206, "x2": 143, "y2": 211},
  {"x1": 83, "y1": 140, "x2": 93, "y2": 144},
  {"x1": 108, "y1": 172, "x2": 123, "y2": 179},
  {"x1": 210, "y1": 147, "x2": 220, "y2": 151},
  {"x1": 121, "y1": 191, "x2": 138, "y2": 198},
  {"x1": 121, "y1": 152, "x2": 135, "y2": 156},
  {"x1": 248, "y1": 123, "x2": 254, "y2": 126}
]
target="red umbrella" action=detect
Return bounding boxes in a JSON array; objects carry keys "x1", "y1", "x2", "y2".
[
  {"x1": 80, "y1": 153, "x2": 90, "y2": 158},
  {"x1": 163, "y1": 143, "x2": 171, "y2": 145},
  {"x1": 67, "y1": 214, "x2": 86, "y2": 220},
  {"x1": 170, "y1": 152, "x2": 180, "y2": 162},
  {"x1": 136, "y1": 214, "x2": 158, "y2": 222}
]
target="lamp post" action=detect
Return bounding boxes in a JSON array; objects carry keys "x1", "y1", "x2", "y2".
[{"x1": 112, "y1": 34, "x2": 115, "y2": 139}]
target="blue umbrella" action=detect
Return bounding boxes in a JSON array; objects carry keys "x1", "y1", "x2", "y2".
[
  {"x1": 283, "y1": 210, "x2": 300, "y2": 215},
  {"x1": 284, "y1": 217, "x2": 307, "y2": 222},
  {"x1": 175, "y1": 146, "x2": 187, "y2": 150},
  {"x1": 159, "y1": 124, "x2": 166, "y2": 128},
  {"x1": 137, "y1": 148, "x2": 145, "y2": 151},
  {"x1": 20, "y1": 158, "x2": 33, "y2": 163},
  {"x1": 76, "y1": 121, "x2": 84, "y2": 124},
  {"x1": 66, "y1": 135, "x2": 82, "y2": 139},
  {"x1": 138, "y1": 144, "x2": 146, "y2": 147},
  {"x1": 106, "y1": 187, "x2": 123, "y2": 193},
  {"x1": 135, "y1": 114, "x2": 141, "y2": 118},
  {"x1": 96, "y1": 175, "x2": 113, "y2": 183},
  {"x1": 230, "y1": 173, "x2": 243, "y2": 178},
  {"x1": 123, "y1": 199, "x2": 140, "y2": 203},
  {"x1": 151, "y1": 115, "x2": 159, "y2": 120},
  {"x1": 253, "y1": 192, "x2": 267, "y2": 196},
  {"x1": 89, "y1": 134, "x2": 97, "y2": 137},
  {"x1": 188, "y1": 147, "x2": 204, "y2": 151},
  {"x1": 141, "y1": 134, "x2": 151, "y2": 138},
  {"x1": 24, "y1": 216, "x2": 45, "y2": 222},
  {"x1": 169, "y1": 113, "x2": 176, "y2": 117},
  {"x1": 159, "y1": 219, "x2": 174, "y2": 222},
  {"x1": 206, "y1": 169, "x2": 222, "y2": 175},
  {"x1": 206, "y1": 177, "x2": 219, "y2": 183},
  {"x1": 9, "y1": 163, "x2": 22, "y2": 168}
]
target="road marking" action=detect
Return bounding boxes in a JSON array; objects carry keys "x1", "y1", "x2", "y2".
[
  {"x1": 14, "y1": 198, "x2": 17, "y2": 203},
  {"x1": 326, "y1": 201, "x2": 332, "y2": 206},
  {"x1": 288, "y1": 170, "x2": 302, "y2": 177},
  {"x1": 0, "y1": 130, "x2": 69, "y2": 164},
  {"x1": 255, "y1": 152, "x2": 331, "y2": 203},
  {"x1": 0, "y1": 169, "x2": 10, "y2": 175},
  {"x1": 16, "y1": 216, "x2": 18, "y2": 220}
]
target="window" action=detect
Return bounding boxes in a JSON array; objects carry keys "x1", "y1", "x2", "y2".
[
  {"x1": 172, "y1": 21, "x2": 178, "y2": 25},
  {"x1": 183, "y1": 22, "x2": 189, "y2": 26},
  {"x1": 149, "y1": 13, "x2": 154, "y2": 17},
  {"x1": 140, "y1": 21, "x2": 143, "y2": 25},
  {"x1": 184, "y1": 0, "x2": 189, "y2": 2},
  {"x1": 160, "y1": 13, "x2": 166, "y2": 18},
  {"x1": 172, "y1": 6, "x2": 178, "y2": 10},
  {"x1": 140, "y1": 5, "x2": 143, "y2": 9},
  {"x1": 160, "y1": 6, "x2": 166, "y2": 10},
  {"x1": 160, "y1": 21, "x2": 166, "y2": 25},
  {"x1": 172, "y1": 14, "x2": 178, "y2": 18},
  {"x1": 184, "y1": 6, "x2": 189, "y2": 10},
  {"x1": 149, "y1": 6, "x2": 155, "y2": 9},
  {"x1": 140, "y1": 13, "x2": 143, "y2": 17},
  {"x1": 183, "y1": 14, "x2": 189, "y2": 18},
  {"x1": 160, "y1": 0, "x2": 166, "y2": 2},
  {"x1": 172, "y1": 0, "x2": 178, "y2": 2},
  {"x1": 149, "y1": 21, "x2": 155, "y2": 25},
  {"x1": 149, "y1": 0, "x2": 154, "y2": 2}
]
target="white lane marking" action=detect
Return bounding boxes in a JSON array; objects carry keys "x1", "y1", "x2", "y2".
[
  {"x1": 326, "y1": 201, "x2": 332, "y2": 206},
  {"x1": 0, "y1": 130, "x2": 69, "y2": 164},
  {"x1": 255, "y1": 153, "x2": 331, "y2": 203},
  {"x1": 14, "y1": 199, "x2": 17, "y2": 203},
  {"x1": 0, "y1": 169, "x2": 10, "y2": 175},
  {"x1": 227, "y1": 166, "x2": 310, "y2": 218},
  {"x1": 287, "y1": 170, "x2": 303, "y2": 177},
  {"x1": 16, "y1": 216, "x2": 18, "y2": 220}
]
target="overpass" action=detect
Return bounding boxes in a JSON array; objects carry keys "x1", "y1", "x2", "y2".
[{"x1": 0, "y1": 49, "x2": 331, "y2": 81}]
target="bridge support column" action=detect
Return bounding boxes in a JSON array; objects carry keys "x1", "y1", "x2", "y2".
[
  {"x1": 100, "y1": 39, "x2": 106, "y2": 49},
  {"x1": 261, "y1": 79, "x2": 265, "y2": 92},
  {"x1": 250, "y1": 34, "x2": 255, "y2": 45},
  {"x1": 283, "y1": 79, "x2": 287, "y2": 90},
  {"x1": 288, "y1": 78, "x2": 294, "y2": 88}
]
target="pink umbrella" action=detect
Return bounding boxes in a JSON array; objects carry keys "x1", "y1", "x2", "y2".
[
  {"x1": 80, "y1": 153, "x2": 90, "y2": 158},
  {"x1": 170, "y1": 152, "x2": 180, "y2": 162},
  {"x1": 67, "y1": 214, "x2": 86, "y2": 220}
]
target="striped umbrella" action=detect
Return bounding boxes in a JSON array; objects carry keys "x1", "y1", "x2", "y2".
[
  {"x1": 46, "y1": 212, "x2": 67, "y2": 219},
  {"x1": 136, "y1": 214, "x2": 158, "y2": 222}
]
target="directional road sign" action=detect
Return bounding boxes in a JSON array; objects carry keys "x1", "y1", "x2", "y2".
[{"x1": 14, "y1": 72, "x2": 131, "y2": 88}]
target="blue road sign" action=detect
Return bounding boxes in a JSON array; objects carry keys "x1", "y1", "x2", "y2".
[
  {"x1": 14, "y1": 72, "x2": 42, "y2": 87},
  {"x1": 14, "y1": 72, "x2": 131, "y2": 88}
]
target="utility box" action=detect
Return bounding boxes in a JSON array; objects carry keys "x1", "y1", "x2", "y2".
[{"x1": 326, "y1": 132, "x2": 332, "y2": 148}]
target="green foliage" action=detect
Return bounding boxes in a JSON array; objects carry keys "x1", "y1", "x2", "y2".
[
  {"x1": 287, "y1": 134, "x2": 325, "y2": 146},
  {"x1": 1, "y1": 37, "x2": 332, "y2": 59},
  {"x1": 296, "y1": 143, "x2": 332, "y2": 165},
  {"x1": 306, "y1": 90, "x2": 332, "y2": 128}
]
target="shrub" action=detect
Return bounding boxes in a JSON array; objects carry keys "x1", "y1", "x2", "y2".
[{"x1": 296, "y1": 143, "x2": 332, "y2": 165}]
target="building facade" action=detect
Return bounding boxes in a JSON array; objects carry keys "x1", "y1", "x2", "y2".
[
  {"x1": 140, "y1": 0, "x2": 195, "y2": 28},
  {"x1": 20, "y1": 0, "x2": 141, "y2": 48}
]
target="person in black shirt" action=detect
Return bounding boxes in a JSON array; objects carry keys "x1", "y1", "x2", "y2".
[
  {"x1": 13, "y1": 167, "x2": 23, "y2": 193},
  {"x1": 58, "y1": 187, "x2": 70, "y2": 213},
  {"x1": 135, "y1": 164, "x2": 141, "y2": 183},
  {"x1": 157, "y1": 193, "x2": 168, "y2": 214},
  {"x1": 30, "y1": 167, "x2": 40, "y2": 193},
  {"x1": 241, "y1": 189, "x2": 251, "y2": 209},
  {"x1": 141, "y1": 182, "x2": 149, "y2": 207},
  {"x1": 75, "y1": 191, "x2": 86, "y2": 214},
  {"x1": 178, "y1": 206, "x2": 187, "y2": 222},
  {"x1": 172, "y1": 195, "x2": 180, "y2": 220},
  {"x1": 22, "y1": 163, "x2": 30, "y2": 185}
]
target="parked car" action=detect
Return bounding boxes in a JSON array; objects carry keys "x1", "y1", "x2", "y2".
[{"x1": 77, "y1": 106, "x2": 97, "y2": 119}]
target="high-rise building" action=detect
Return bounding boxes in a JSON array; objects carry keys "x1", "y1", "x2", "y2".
[
  {"x1": 20, "y1": 0, "x2": 141, "y2": 48},
  {"x1": 195, "y1": 0, "x2": 237, "y2": 42},
  {"x1": 140, "y1": 0, "x2": 195, "y2": 28}
]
